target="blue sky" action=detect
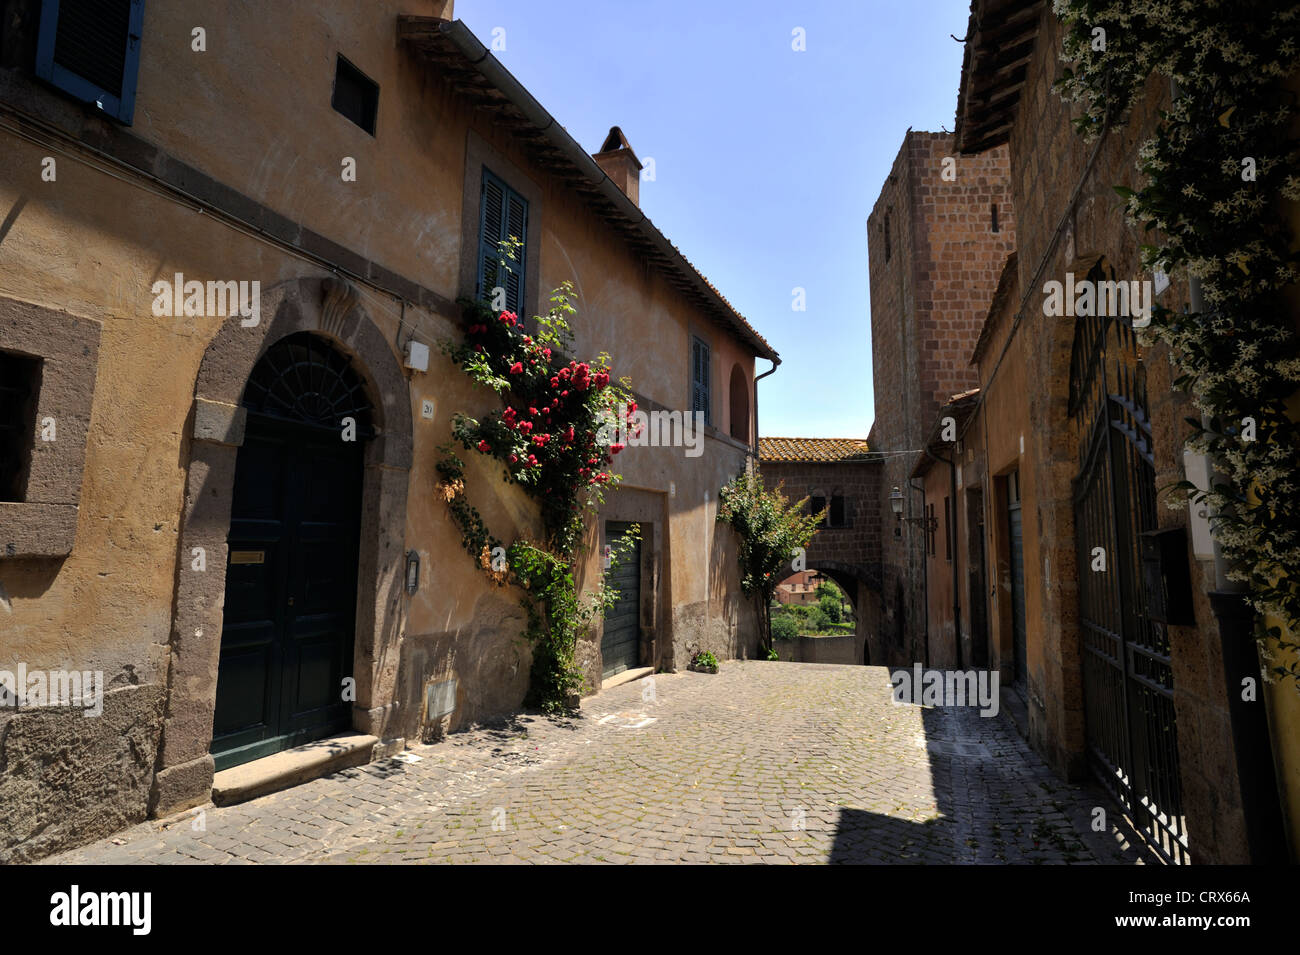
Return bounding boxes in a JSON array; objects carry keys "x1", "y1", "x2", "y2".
[{"x1": 457, "y1": 0, "x2": 974, "y2": 439}]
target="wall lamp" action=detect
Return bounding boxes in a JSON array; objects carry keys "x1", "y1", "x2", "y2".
[{"x1": 890, "y1": 486, "x2": 937, "y2": 530}]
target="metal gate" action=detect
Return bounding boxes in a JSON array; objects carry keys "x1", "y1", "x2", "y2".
[{"x1": 1068, "y1": 272, "x2": 1189, "y2": 864}]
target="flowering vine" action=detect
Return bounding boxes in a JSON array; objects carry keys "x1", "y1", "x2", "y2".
[
  {"x1": 1054, "y1": 0, "x2": 1300, "y2": 681},
  {"x1": 436, "y1": 282, "x2": 641, "y2": 710}
]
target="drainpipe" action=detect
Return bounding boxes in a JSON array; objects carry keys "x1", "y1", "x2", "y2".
[
  {"x1": 753, "y1": 358, "x2": 780, "y2": 461},
  {"x1": 1172, "y1": 79, "x2": 1286, "y2": 863}
]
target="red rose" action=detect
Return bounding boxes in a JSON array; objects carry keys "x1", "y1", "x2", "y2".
[
  {"x1": 509, "y1": 453, "x2": 518, "y2": 463},
  {"x1": 509, "y1": 362, "x2": 523, "y2": 375},
  {"x1": 477, "y1": 439, "x2": 490, "y2": 453}
]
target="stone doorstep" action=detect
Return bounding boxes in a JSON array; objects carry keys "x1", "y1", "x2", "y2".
[
  {"x1": 600, "y1": 666, "x2": 654, "y2": 692},
  {"x1": 211, "y1": 733, "x2": 399, "y2": 807}
]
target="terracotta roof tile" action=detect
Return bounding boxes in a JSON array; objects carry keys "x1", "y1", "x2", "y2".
[{"x1": 759, "y1": 437, "x2": 873, "y2": 463}]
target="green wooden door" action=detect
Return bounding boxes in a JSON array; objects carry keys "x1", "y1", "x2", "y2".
[
  {"x1": 601, "y1": 521, "x2": 641, "y2": 678},
  {"x1": 211, "y1": 334, "x2": 370, "y2": 771}
]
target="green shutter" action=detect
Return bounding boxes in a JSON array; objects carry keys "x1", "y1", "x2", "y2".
[
  {"x1": 477, "y1": 169, "x2": 527, "y2": 313},
  {"x1": 692, "y1": 337, "x2": 710, "y2": 424}
]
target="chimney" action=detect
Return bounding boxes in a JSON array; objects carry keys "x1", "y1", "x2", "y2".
[{"x1": 592, "y1": 126, "x2": 643, "y2": 207}]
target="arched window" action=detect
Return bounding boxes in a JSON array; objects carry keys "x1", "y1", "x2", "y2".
[{"x1": 728, "y1": 364, "x2": 750, "y2": 443}]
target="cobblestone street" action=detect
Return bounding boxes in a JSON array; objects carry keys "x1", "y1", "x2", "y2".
[{"x1": 49, "y1": 663, "x2": 1146, "y2": 865}]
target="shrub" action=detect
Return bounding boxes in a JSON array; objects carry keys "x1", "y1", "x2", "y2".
[{"x1": 771, "y1": 613, "x2": 799, "y2": 642}]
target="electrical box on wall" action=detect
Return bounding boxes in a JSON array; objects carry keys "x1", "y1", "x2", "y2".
[
  {"x1": 405, "y1": 339, "x2": 430, "y2": 372},
  {"x1": 1140, "y1": 526, "x2": 1195, "y2": 626}
]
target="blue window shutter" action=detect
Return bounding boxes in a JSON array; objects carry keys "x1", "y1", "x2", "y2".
[
  {"x1": 477, "y1": 169, "x2": 527, "y2": 313},
  {"x1": 35, "y1": 0, "x2": 145, "y2": 125}
]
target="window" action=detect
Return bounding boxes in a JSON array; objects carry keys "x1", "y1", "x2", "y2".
[
  {"x1": 810, "y1": 495, "x2": 826, "y2": 525},
  {"x1": 944, "y1": 495, "x2": 952, "y2": 561},
  {"x1": 728, "y1": 364, "x2": 749, "y2": 443},
  {"x1": 477, "y1": 168, "x2": 528, "y2": 315},
  {"x1": 0, "y1": 350, "x2": 42, "y2": 502},
  {"x1": 35, "y1": 0, "x2": 145, "y2": 124},
  {"x1": 691, "y1": 336, "x2": 711, "y2": 425},
  {"x1": 830, "y1": 494, "x2": 845, "y2": 528},
  {"x1": 332, "y1": 55, "x2": 379, "y2": 134},
  {"x1": 991, "y1": 202, "x2": 1000, "y2": 233},
  {"x1": 0, "y1": 296, "x2": 101, "y2": 558}
]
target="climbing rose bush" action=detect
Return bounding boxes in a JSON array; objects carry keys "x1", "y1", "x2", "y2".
[{"x1": 436, "y1": 283, "x2": 640, "y2": 710}]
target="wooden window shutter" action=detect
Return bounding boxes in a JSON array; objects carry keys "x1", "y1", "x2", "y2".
[
  {"x1": 35, "y1": 0, "x2": 145, "y2": 125},
  {"x1": 477, "y1": 169, "x2": 527, "y2": 314},
  {"x1": 691, "y1": 336, "x2": 710, "y2": 425}
]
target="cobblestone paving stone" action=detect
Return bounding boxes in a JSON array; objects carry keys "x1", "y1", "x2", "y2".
[{"x1": 47, "y1": 662, "x2": 1149, "y2": 865}]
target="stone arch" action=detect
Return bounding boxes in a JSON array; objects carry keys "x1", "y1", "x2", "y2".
[{"x1": 150, "y1": 276, "x2": 412, "y2": 817}]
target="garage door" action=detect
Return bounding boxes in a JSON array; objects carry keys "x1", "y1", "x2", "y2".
[{"x1": 601, "y1": 521, "x2": 641, "y2": 678}]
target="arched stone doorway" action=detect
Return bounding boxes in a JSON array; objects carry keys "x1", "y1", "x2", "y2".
[
  {"x1": 211, "y1": 333, "x2": 372, "y2": 770},
  {"x1": 150, "y1": 277, "x2": 412, "y2": 816}
]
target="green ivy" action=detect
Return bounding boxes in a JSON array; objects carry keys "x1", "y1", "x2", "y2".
[{"x1": 1054, "y1": 0, "x2": 1300, "y2": 681}]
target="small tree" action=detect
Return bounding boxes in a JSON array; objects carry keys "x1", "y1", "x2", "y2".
[
  {"x1": 716, "y1": 467, "x2": 824, "y2": 656},
  {"x1": 819, "y1": 594, "x2": 842, "y2": 624}
]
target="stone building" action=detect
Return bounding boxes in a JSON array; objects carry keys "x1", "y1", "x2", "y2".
[
  {"x1": 866, "y1": 131, "x2": 1014, "y2": 668},
  {"x1": 0, "y1": 1, "x2": 777, "y2": 861},
  {"x1": 875, "y1": 0, "x2": 1300, "y2": 864},
  {"x1": 757, "y1": 436, "x2": 882, "y2": 664}
]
